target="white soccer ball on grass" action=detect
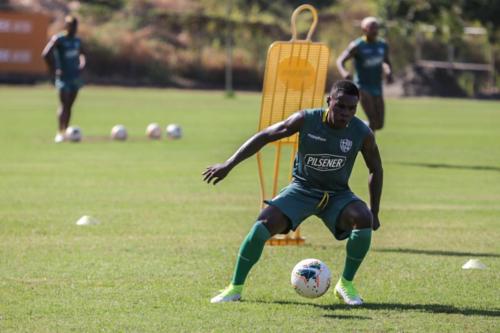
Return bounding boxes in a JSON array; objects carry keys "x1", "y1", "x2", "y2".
[
  {"x1": 166, "y1": 124, "x2": 182, "y2": 140},
  {"x1": 111, "y1": 124, "x2": 128, "y2": 141},
  {"x1": 146, "y1": 123, "x2": 162, "y2": 139},
  {"x1": 65, "y1": 126, "x2": 82, "y2": 142},
  {"x1": 291, "y1": 258, "x2": 331, "y2": 298}
]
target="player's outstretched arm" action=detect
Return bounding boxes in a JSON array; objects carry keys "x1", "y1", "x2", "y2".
[
  {"x1": 41, "y1": 36, "x2": 57, "y2": 75},
  {"x1": 361, "y1": 131, "x2": 383, "y2": 230},
  {"x1": 203, "y1": 111, "x2": 305, "y2": 185},
  {"x1": 336, "y1": 41, "x2": 357, "y2": 80}
]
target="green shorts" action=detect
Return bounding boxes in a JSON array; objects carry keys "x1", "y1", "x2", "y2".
[
  {"x1": 264, "y1": 181, "x2": 362, "y2": 240},
  {"x1": 56, "y1": 77, "x2": 83, "y2": 91}
]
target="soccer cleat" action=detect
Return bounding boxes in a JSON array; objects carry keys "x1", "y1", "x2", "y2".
[
  {"x1": 54, "y1": 133, "x2": 65, "y2": 143},
  {"x1": 334, "y1": 277, "x2": 363, "y2": 306},
  {"x1": 210, "y1": 284, "x2": 242, "y2": 303}
]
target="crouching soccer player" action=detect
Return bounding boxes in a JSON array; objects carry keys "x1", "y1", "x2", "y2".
[{"x1": 203, "y1": 80, "x2": 383, "y2": 305}]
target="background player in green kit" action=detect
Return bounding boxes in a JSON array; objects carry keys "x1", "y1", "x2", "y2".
[
  {"x1": 337, "y1": 17, "x2": 393, "y2": 132},
  {"x1": 203, "y1": 80, "x2": 383, "y2": 306},
  {"x1": 42, "y1": 16, "x2": 86, "y2": 143}
]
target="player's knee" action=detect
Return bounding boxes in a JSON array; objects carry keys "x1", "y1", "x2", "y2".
[
  {"x1": 257, "y1": 206, "x2": 291, "y2": 236},
  {"x1": 261, "y1": 218, "x2": 290, "y2": 237},
  {"x1": 372, "y1": 115, "x2": 384, "y2": 130},
  {"x1": 346, "y1": 205, "x2": 372, "y2": 229}
]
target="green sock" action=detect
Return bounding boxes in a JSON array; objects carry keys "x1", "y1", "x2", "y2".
[
  {"x1": 231, "y1": 221, "x2": 271, "y2": 285},
  {"x1": 342, "y1": 228, "x2": 372, "y2": 281}
]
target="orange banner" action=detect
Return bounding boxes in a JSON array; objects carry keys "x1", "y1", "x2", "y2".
[{"x1": 0, "y1": 11, "x2": 50, "y2": 74}]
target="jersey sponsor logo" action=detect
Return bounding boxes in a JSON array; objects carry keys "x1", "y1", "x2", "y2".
[
  {"x1": 304, "y1": 154, "x2": 346, "y2": 172},
  {"x1": 363, "y1": 56, "x2": 383, "y2": 67},
  {"x1": 307, "y1": 133, "x2": 326, "y2": 142},
  {"x1": 65, "y1": 49, "x2": 79, "y2": 58},
  {"x1": 340, "y1": 138, "x2": 352, "y2": 153}
]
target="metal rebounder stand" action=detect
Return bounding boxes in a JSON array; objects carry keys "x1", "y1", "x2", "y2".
[{"x1": 256, "y1": 4, "x2": 330, "y2": 246}]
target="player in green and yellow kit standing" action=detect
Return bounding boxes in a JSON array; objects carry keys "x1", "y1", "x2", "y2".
[
  {"x1": 42, "y1": 15, "x2": 86, "y2": 143},
  {"x1": 337, "y1": 17, "x2": 393, "y2": 132},
  {"x1": 203, "y1": 80, "x2": 383, "y2": 306}
]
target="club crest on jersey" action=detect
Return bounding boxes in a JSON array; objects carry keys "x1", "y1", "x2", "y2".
[
  {"x1": 340, "y1": 138, "x2": 352, "y2": 153},
  {"x1": 304, "y1": 154, "x2": 346, "y2": 172}
]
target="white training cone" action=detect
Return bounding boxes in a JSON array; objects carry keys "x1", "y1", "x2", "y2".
[
  {"x1": 76, "y1": 215, "x2": 100, "y2": 226},
  {"x1": 462, "y1": 259, "x2": 487, "y2": 270}
]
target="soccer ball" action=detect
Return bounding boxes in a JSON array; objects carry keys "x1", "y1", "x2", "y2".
[
  {"x1": 291, "y1": 258, "x2": 331, "y2": 298},
  {"x1": 111, "y1": 124, "x2": 127, "y2": 141},
  {"x1": 166, "y1": 124, "x2": 182, "y2": 140},
  {"x1": 65, "y1": 126, "x2": 82, "y2": 142},
  {"x1": 146, "y1": 123, "x2": 162, "y2": 139}
]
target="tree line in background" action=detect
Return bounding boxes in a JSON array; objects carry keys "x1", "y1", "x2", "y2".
[{"x1": 9, "y1": 0, "x2": 500, "y2": 96}]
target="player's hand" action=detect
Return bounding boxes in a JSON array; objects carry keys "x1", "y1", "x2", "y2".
[
  {"x1": 386, "y1": 73, "x2": 394, "y2": 84},
  {"x1": 372, "y1": 212, "x2": 381, "y2": 231},
  {"x1": 202, "y1": 162, "x2": 232, "y2": 185}
]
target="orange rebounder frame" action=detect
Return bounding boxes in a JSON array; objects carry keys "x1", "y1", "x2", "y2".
[{"x1": 256, "y1": 5, "x2": 330, "y2": 246}]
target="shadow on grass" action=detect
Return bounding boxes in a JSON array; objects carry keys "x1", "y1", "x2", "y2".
[
  {"x1": 393, "y1": 161, "x2": 500, "y2": 172},
  {"x1": 249, "y1": 300, "x2": 500, "y2": 317},
  {"x1": 338, "y1": 303, "x2": 500, "y2": 317},
  {"x1": 373, "y1": 248, "x2": 500, "y2": 258},
  {"x1": 244, "y1": 299, "x2": 371, "y2": 320}
]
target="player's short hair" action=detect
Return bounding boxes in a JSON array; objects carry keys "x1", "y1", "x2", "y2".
[
  {"x1": 65, "y1": 15, "x2": 78, "y2": 26},
  {"x1": 361, "y1": 16, "x2": 378, "y2": 29},
  {"x1": 330, "y1": 80, "x2": 359, "y2": 99}
]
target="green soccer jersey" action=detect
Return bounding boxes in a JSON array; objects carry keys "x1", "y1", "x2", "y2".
[
  {"x1": 53, "y1": 32, "x2": 82, "y2": 80},
  {"x1": 292, "y1": 108, "x2": 371, "y2": 192},
  {"x1": 353, "y1": 37, "x2": 388, "y2": 96}
]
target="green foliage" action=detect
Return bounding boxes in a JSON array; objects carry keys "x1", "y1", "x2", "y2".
[
  {"x1": 84, "y1": 0, "x2": 124, "y2": 9},
  {"x1": 379, "y1": 0, "x2": 451, "y2": 23},
  {"x1": 377, "y1": 0, "x2": 498, "y2": 93},
  {"x1": 78, "y1": 0, "x2": 125, "y2": 23},
  {"x1": 460, "y1": 0, "x2": 500, "y2": 27},
  {"x1": 461, "y1": 0, "x2": 500, "y2": 42},
  {"x1": 0, "y1": 86, "x2": 499, "y2": 332},
  {"x1": 378, "y1": 0, "x2": 465, "y2": 41},
  {"x1": 68, "y1": 0, "x2": 500, "y2": 89},
  {"x1": 78, "y1": 4, "x2": 115, "y2": 22},
  {"x1": 378, "y1": 0, "x2": 499, "y2": 41},
  {"x1": 234, "y1": 0, "x2": 337, "y2": 19}
]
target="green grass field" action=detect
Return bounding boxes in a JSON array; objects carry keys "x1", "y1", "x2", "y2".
[{"x1": 1, "y1": 86, "x2": 499, "y2": 332}]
